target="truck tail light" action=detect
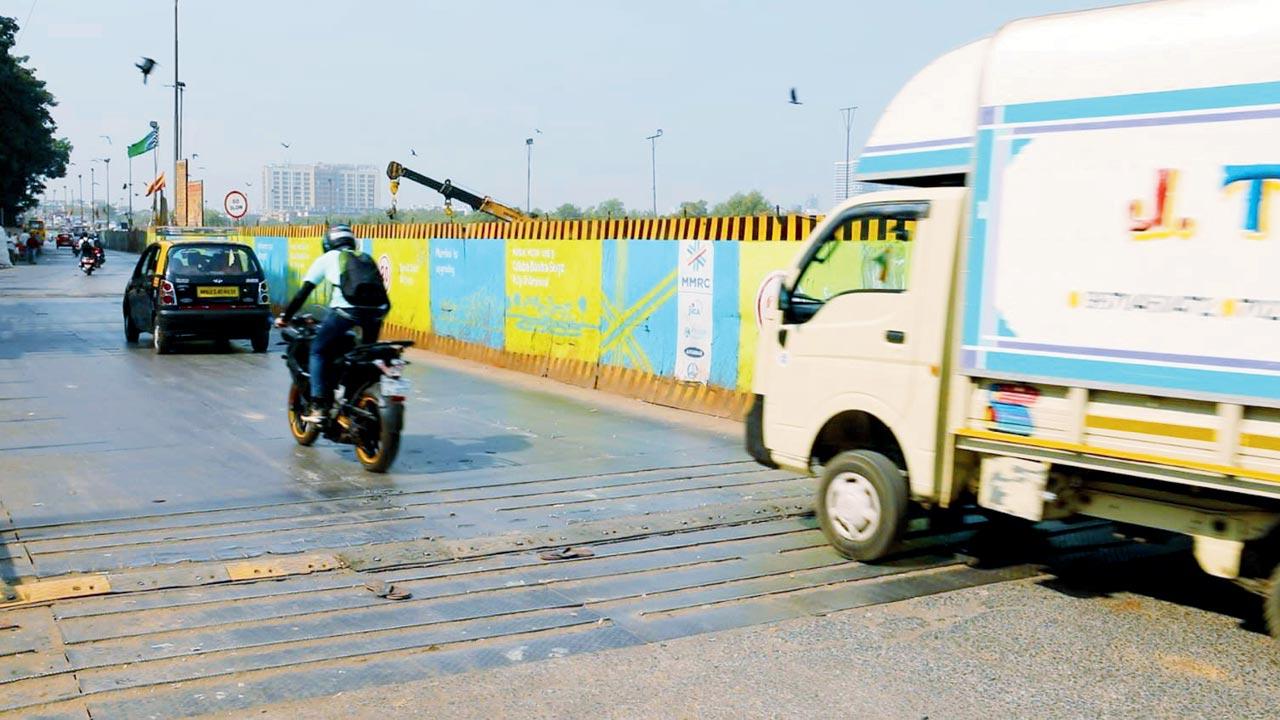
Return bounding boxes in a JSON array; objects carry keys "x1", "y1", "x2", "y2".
[{"x1": 159, "y1": 280, "x2": 177, "y2": 306}]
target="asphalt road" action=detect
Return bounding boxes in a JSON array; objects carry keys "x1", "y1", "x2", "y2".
[{"x1": 0, "y1": 248, "x2": 1275, "y2": 719}]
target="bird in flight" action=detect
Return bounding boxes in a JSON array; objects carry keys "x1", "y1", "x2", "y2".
[
  {"x1": 136, "y1": 57, "x2": 157, "y2": 84},
  {"x1": 789, "y1": 87, "x2": 802, "y2": 105},
  {"x1": 410, "y1": 148, "x2": 417, "y2": 156},
  {"x1": 100, "y1": 135, "x2": 112, "y2": 145},
  {"x1": 280, "y1": 142, "x2": 291, "y2": 149}
]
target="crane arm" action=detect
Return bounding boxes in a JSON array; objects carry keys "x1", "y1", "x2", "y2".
[{"x1": 386, "y1": 161, "x2": 528, "y2": 222}]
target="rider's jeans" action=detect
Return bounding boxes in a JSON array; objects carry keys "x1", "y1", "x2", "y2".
[{"x1": 309, "y1": 308, "x2": 384, "y2": 403}]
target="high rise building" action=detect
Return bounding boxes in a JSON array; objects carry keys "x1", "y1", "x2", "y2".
[
  {"x1": 833, "y1": 161, "x2": 899, "y2": 204},
  {"x1": 262, "y1": 163, "x2": 380, "y2": 219}
]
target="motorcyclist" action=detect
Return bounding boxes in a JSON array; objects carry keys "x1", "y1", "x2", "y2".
[
  {"x1": 275, "y1": 225, "x2": 389, "y2": 423},
  {"x1": 77, "y1": 234, "x2": 94, "y2": 259}
]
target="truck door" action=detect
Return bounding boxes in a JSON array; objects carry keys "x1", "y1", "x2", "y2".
[{"x1": 761, "y1": 193, "x2": 961, "y2": 484}]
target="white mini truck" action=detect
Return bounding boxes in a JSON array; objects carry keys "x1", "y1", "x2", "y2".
[{"x1": 747, "y1": 0, "x2": 1280, "y2": 634}]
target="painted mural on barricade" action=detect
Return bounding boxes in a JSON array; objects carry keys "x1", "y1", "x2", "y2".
[
  {"x1": 505, "y1": 238, "x2": 603, "y2": 362},
  {"x1": 366, "y1": 237, "x2": 431, "y2": 333},
  {"x1": 601, "y1": 239, "x2": 678, "y2": 377},
  {"x1": 251, "y1": 216, "x2": 819, "y2": 410},
  {"x1": 430, "y1": 238, "x2": 505, "y2": 349}
]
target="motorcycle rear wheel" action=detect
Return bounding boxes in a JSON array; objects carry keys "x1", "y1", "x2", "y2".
[
  {"x1": 353, "y1": 388, "x2": 402, "y2": 473},
  {"x1": 287, "y1": 382, "x2": 320, "y2": 446}
]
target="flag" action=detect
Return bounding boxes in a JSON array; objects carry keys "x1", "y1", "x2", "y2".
[
  {"x1": 127, "y1": 128, "x2": 158, "y2": 158},
  {"x1": 145, "y1": 173, "x2": 165, "y2": 196}
]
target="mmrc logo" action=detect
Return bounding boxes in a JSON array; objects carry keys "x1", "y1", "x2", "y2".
[{"x1": 684, "y1": 240, "x2": 708, "y2": 272}]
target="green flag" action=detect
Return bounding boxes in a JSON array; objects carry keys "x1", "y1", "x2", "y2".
[{"x1": 127, "y1": 128, "x2": 158, "y2": 158}]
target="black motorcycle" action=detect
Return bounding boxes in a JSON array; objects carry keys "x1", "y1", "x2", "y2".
[
  {"x1": 280, "y1": 315, "x2": 412, "y2": 472},
  {"x1": 79, "y1": 252, "x2": 96, "y2": 275}
]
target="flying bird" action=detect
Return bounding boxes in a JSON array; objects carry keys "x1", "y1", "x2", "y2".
[
  {"x1": 410, "y1": 148, "x2": 417, "y2": 156},
  {"x1": 136, "y1": 57, "x2": 157, "y2": 84},
  {"x1": 100, "y1": 135, "x2": 112, "y2": 145},
  {"x1": 280, "y1": 142, "x2": 291, "y2": 149},
  {"x1": 788, "y1": 87, "x2": 802, "y2": 105}
]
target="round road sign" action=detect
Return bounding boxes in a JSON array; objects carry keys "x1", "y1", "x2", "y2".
[{"x1": 224, "y1": 190, "x2": 248, "y2": 219}]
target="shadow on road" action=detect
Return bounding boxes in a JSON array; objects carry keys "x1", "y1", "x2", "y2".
[{"x1": 338, "y1": 432, "x2": 535, "y2": 474}]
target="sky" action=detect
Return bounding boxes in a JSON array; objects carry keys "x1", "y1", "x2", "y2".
[{"x1": 4, "y1": 0, "x2": 1137, "y2": 215}]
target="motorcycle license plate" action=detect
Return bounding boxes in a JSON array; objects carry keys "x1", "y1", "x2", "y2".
[
  {"x1": 197, "y1": 286, "x2": 240, "y2": 298},
  {"x1": 380, "y1": 377, "x2": 411, "y2": 397}
]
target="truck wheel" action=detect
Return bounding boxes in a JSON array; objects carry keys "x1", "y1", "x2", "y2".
[
  {"x1": 1265, "y1": 564, "x2": 1280, "y2": 639},
  {"x1": 817, "y1": 450, "x2": 908, "y2": 562}
]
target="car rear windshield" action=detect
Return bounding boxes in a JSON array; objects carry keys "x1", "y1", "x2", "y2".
[{"x1": 167, "y1": 245, "x2": 261, "y2": 276}]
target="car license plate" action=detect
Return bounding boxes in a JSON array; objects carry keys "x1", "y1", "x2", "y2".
[
  {"x1": 380, "y1": 377, "x2": 411, "y2": 397},
  {"x1": 197, "y1": 286, "x2": 240, "y2": 298}
]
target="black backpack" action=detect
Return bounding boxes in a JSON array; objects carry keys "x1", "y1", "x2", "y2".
[{"x1": 338, "y1": 250, "x2": 391, "y2": 308}]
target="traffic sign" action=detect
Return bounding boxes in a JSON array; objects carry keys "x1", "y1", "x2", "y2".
[{"x1": 223, "y1": 190, "x2": 248, "y2": 219}]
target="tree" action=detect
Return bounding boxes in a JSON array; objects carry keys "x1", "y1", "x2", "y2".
[
  {"x1": 551, "y1": 203, "x2": 583, "y2": 220},
  {"x1": 589, "y1": 198, "x2": 626, "y2": 219},
  {"x1": 677, "y1": 200, "x2": 708, "y2": 217},
  {"x1": 0, "y1": 17, "x2": 71, "y2": 225},
  {"x1": 712, "y1": 191, "x2": 772, "y2": 217}
]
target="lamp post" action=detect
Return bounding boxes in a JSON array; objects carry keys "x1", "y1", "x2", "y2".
[
  {"x1": 839, "y1": 105, "x2": 858, "y2": 200},
  {"x1": 77, "y1": 172, "x2": 84, "y2": 223},
  {"x1": 90, "y1": 166, "x2": 97, "y2": 226},
  {"x1": 525, "y1": 137, "x2": 533, "y2": 214},
  {"x1": 173, "y1": 0, "x2": 181, "y2": 167},
  {"x1": 98, "y1": 158, "x2": 111, "y2": 228},
  {"x1": 645, "y1": 129, "x2": 663, "y2": 217}
]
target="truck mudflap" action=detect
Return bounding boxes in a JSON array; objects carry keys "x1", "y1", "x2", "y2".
[{"x1": 745, "y1": 394, "x2": 778, "y2": 469}]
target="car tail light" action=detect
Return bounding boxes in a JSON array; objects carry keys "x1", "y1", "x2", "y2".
[
  {"x1": 159, "y1": 280, "x2": 177, "y2": 306},
  {"x1": 258, "y1": 280, "x2": 270, "y2": 305}
]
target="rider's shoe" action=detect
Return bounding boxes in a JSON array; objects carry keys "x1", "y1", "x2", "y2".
[{"x1": 300, "y1": 402, "x2": 328, "y2": 424}]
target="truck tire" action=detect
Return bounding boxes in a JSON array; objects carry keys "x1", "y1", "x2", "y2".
[
  {"x1": 1265, "y1": 564, "x2": 1280, "y2": 639},
  {"x1": 817, "y1": 450, "x2": 908, "y2": 562}
]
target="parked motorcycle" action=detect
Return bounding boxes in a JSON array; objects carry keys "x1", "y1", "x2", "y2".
[{"x1": 280, "y1": 315, "x2": 412, "y2": 472}]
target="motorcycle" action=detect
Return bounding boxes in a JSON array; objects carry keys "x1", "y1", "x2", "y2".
[
  {"x1": 280, "y1": 315, "x2": 412, "y2": 472},
  {"x1": 91, "y1": 246, "x2": 105, "y2": 268},
  {"x1": 79, "y1": 253, "x2": 96, "y2": 275}
]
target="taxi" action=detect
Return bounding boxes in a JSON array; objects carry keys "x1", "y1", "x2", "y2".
[{"x1": 123, "y1": 228, "x2": 272, "y2": 354}]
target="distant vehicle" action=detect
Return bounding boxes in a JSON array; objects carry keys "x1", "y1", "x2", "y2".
[
  {"x1": 747, "y1": 0, "x2": 1280, "y2": 634},
  {"x1": 24, "y1": 218, "x2": 45, "y2": 244},
  {"x1": 123, "y1": 229, "x2": 272, "y2": 354},
  {"x1": 55, "y1": 231, "x2": 74, "y2": 249}
]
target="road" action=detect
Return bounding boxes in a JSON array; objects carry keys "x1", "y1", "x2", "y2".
[{"x1": 0, "y1": 248, "x2": 1276, "y2": 719}]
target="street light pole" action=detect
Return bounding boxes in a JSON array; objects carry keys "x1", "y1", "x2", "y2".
[
  {"x1": 174, "y1": 0, "x2": 180, "y2": 167},
  {"x1": 525, "y1": 137, "x2": 533, "y2": 214},
  {"x1": 646, "y1": 129, "x2": 663, "y2": 217},
  {"x1": 839, "y1": 105, "x2": 858, "y2": 201},
  {"x1": 77, "y1": 173, "x2": 84, "y2": 223},
  {"x1": 90, "y1": 166, "x2": 96, "y2": 226}
]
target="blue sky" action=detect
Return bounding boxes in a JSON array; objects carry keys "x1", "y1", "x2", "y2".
[{"x1": 5, "y1": 0, "x2": 1135, "y2": 214}]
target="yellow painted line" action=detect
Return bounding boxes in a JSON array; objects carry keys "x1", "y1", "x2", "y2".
[
  {"x1": 955, "y1": 427, "x2": 1280, "y2": 485},
  {"x1": 1084, "y1": 414, "x2": 1216, "y2": 443},
  {"x1": 1242, "y1": 433, "x2": 1280, "y2": 453}
]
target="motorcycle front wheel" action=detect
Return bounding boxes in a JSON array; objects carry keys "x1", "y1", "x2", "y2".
[
  {"x1": 287, "y1": 382, "x2": 320, "y2": 446},
  {"x1": 353, "y1": 387, "x2": 402, "y2": 473}
]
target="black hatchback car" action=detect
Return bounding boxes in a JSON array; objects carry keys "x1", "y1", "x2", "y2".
[{"x1": 124, "y1": 235, "x2": 272, "y2": 354}]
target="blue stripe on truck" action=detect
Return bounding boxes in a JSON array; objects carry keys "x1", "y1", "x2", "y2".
[
  {"x1": 998, "y1": 80, "x2": 1280, "y2": 124},
  {"x1": 855, "y1": 146, "x2": 972, "y2": 175}
]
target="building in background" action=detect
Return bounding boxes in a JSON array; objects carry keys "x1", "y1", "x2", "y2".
[
  {"x1": 262, "y1": 163, "x2": 380, "y2": 220},
  {"x1": 832, "y1": 161, "x2": 902, "y2": 205}
]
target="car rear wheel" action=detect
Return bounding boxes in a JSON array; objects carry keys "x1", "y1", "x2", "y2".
[
  {"x1": 287, "y1": 383, "x2": 319, "y2": 446},
  {"x1": 124, "y1": 310, "x2": 139, "y2": 343},
  {"x1": 153, "y1": 323, "x2": 172, "y2": 354},
  {"x1": 251, "y1": 328, "x2": 270, "y2": 353}
]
